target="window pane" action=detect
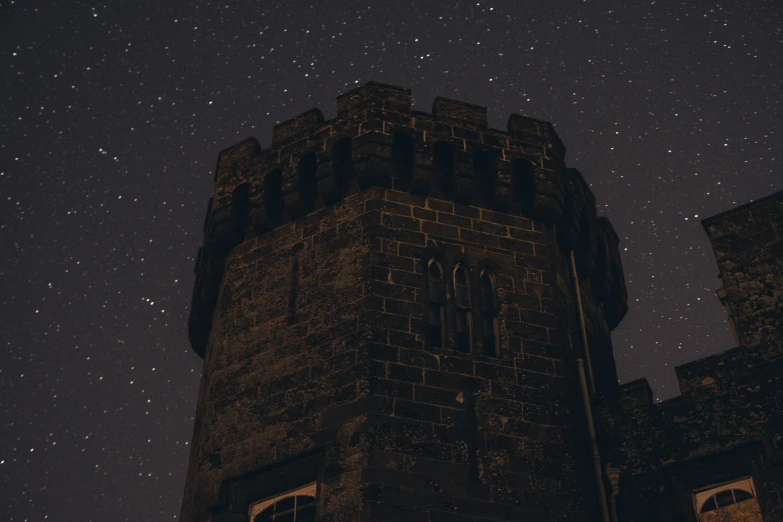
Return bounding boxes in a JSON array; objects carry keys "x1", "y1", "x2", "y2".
[
  {"x1": 276, "y1": 496, "x2": 296, "y2": 513},
  {"x1": 297, "y1": 495, "x2": 315, "y2": 506},
  {"x1": 296, "y1": 504, "x2": 317, "y2": 521},
  {"x1": 715, "y1": 490, "x2": 735, "y2": 508},
  {"x1": 275, "y1": 513, "x2": 294, "y2": 522},
  {"x1": 455, "y1": 267, "x2": 468, "y2": 286},
  {"x1": 480, "y1": 289, "x2": 494, "y2": 312},
  {"x1": 700, "y1": 497, "x2": 717, "y2": 513},
  {"x1": 482, "y1": 317, "x2": 493, "y2": 335},
  {"x1": 455, "y1": 285, "x2": 469, "y2": 307},
  {"x1": 429, "y1": 305, "x2": 442, "y2": 326},
  {"x1": 429, "y1": 280, "x2": 443, "y2": 302},
  {"x1": 456, "y1": 310, "x2": 467, "y2": 333},
  {"x1": 733, "y1": 489, "x2": 753, "y2": 503}
]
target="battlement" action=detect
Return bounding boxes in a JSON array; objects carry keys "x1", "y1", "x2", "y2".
[{"x1": 188, "y1": 82, "x2": 628, "y2": 357}]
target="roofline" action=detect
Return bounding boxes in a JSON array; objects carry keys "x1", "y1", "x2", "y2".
[{"x1": 701, "y1": 189, "x2": 783, "y2": 230}]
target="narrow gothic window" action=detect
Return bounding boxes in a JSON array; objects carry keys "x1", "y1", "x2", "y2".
[
  {"x1": 332, "y1": 137, "x2": 353, "y2": 197},
  {"x1": 453, "y1": 264, "x2": 472, "y2": 352},
  {"x1": 249, "y1": 483, "x2": 317, "y2": 522},
  {"x1": 479, "y1": 268, "x2": 499, "y2": 357},
  {"x1": 427, "y1": 259, "x2": 445, "y2": 349}
]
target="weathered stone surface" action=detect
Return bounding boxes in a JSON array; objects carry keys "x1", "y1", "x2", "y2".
[
  {"x1": 593, "y1": 190, "x2": 783, "y2": 522},
  {"x1": 181, "y1": 82, "x2": 781, "y2": 522}
]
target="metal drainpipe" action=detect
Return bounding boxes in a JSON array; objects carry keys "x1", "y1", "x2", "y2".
[
  {"x1": 570, "y1": 251, "x2": 596, "y2": 395},
  {"x1": 577, "y1": 358, "x2": 611, "y2": 522},
  {"x1": 570, "y1": 250, "x2": 610, "y2": 522},
  {"x1": 606, "y1": 465, "x2": 621, "y2": 522}
]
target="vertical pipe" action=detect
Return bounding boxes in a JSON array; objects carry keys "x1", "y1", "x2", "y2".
[
  {"x1": 570, "y1": 248, "x2": 611, "y2": 521},
  {"x1": 606, "y1": 465, "x2": 621, "y2": 522},
  {"x1": 577, "y1": 358, "x2": 611, "y2": 522},
  {"x1": 570, "y1": 250, "x2": 596, "y2": 395}
]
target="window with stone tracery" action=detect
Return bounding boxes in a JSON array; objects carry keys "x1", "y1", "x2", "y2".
[
  {"x1": 427, "y1": 259, "x2": 445, "y2": 350},
  {"x1": 453, "y1": 263, "x2": 472, "y2": 353},
  {"x1": 479, "y1": 268, "x2": 499, "y2": 357}
]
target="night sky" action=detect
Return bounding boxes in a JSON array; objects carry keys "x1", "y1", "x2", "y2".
[{"x1": 1, "y1": 0, "x2": 781, "y2": 520}]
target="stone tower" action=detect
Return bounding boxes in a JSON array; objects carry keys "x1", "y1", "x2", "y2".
[{"x1": 181, "y1": 82, "x2": 629, "y2": 522}]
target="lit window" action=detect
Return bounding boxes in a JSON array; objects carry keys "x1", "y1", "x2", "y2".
[
  {"x1": 249, "y1": 483, "x2": 317, "y2": 522},
  {"x1": 693, "y1": 477, "x2": 762, "y2": 522}
]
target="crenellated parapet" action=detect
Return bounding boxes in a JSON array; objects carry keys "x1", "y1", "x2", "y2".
[{"x1": 188, "y1": 82, "x2": 628, "y2": 357}]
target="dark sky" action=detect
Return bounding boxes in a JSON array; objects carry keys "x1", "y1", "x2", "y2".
[{"x1": 1, "y1": 0, "x2": 781, "y2": 520}]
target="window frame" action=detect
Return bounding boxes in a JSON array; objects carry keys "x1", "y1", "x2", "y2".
[
  {"x1": 478, "y1": 267, "x2": 500, "y2": 357},
  {"x1": 248, "y1": 482, "x2": 317, "y2": 521},
  {"x1": 453, "y1": 262, "x2": 473, "y2": 353},
  {"x1": 693, "y1": 477, "x2": 758, "y2": 517},
  {"x1": 426, "y1": 258, "x2": 446, "y2": 350}
]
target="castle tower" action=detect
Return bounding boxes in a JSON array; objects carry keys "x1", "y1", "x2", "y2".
[{"x1": 181, "y1": 82, "x2": 629, "y2": 522}]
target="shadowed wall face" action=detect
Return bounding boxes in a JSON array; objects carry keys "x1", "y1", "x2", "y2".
[
  {"x1": 181, "y1": 82, "x2": 630, "y2": 522},
  {"x1": 183, "y1": 189, "x2": 603, "y2": 522}
]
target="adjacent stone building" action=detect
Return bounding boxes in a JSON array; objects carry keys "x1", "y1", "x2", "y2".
[
  {"x1": 595, "y1": 190, "x2": 783, "y2": 522},
  {"x1": 180, "y1": 82, "x2": 782, "y2": 522}
]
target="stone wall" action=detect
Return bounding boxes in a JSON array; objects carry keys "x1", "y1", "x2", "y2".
[
  {"x1": 182, "y1": 191, "x2": 379, "y2": 522},
  {"x1": 702, "y1": 191, "x2": 783, "y2": 351},
  {"x1": 594, "y1": 191, "x2": 783, "y2": 522},
  {"x1": 181, "y1": 82, "x2": 630, "y2": 522}
]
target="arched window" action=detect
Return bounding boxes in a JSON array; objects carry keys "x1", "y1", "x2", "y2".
[
  {"x1": 512, "y1": 158, "x2": 535, "y2": 213},
  {"x1": 331, "y1": 137, "x2": 353, "y2": 197},
  {"x1": 693, "y1": 478, "x2": 761, "y2": 521},
  {"x1": 231, "y1": 183, "x2": 251, "y2": 242},
  {"x1": 432, "y1": 141, "x2": 455, "y2": 196},
  {"x1": 298, "y1": 152, "x2": 318, "y2": 211},
  {"x1": 699, "y1": 489, "x2": 756, "y2": 513},
  {"x1": 249, "y1": 484, "x2": 317, "y2": 522},
  {"x1": 474, "y1": 149, "x2": 496, "y2": 205},
  {"x1": 392, "y1": 132, "x2": 415, "y2": 187},
  {"x1": 264, "y1": 168, "x2": 283, "y2": 226},
  {"x1": 427, "y1": 259, "x2": 445, "y2": 349},
  {"x1": 479, "y1": 268, "x2": 499, "y2": 357},
  {"x1": 453, "y1": 264, "x2": 472, "y2": 352}
]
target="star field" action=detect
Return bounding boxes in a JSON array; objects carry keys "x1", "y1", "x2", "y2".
[{"x1": 1, "y1": 1, "x2": 781, "y2": 520}]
